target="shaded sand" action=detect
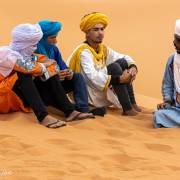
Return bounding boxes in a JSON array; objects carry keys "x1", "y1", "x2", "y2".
[{"x1": 0, "y1": 95, "x2": 180, "y2": 180}]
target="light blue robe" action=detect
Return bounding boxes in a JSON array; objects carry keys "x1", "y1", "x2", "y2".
[{"x1": 153, "y1": 53, "x2": 180, "y2": 128}]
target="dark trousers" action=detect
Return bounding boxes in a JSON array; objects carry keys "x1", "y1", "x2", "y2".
[
  {"x1": 61, "y1": 72, "x2": 89, "y2": 112},
  {"x1": 107, "y1": 58, "x2": 136, "y2": 111},
  {"x1": 13, "y1": 73, "x2": 74, "y2": 122}
]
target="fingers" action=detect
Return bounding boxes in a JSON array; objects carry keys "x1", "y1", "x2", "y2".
[
  {"x1": 129, "y1": 67, "x2": 137, "y2": 76},
  {"x1": 157, "y1": 103, "x2": 170, "y2": 110},
  {"x1": 58, "y1": 69, "x2": 74, "y2": 81},
  {"x1": 58, "y1": 70, "x2": 66, "y2": 81},
  {"x1": 157, "y1": 104, "x2": 161, "y2": 110}
]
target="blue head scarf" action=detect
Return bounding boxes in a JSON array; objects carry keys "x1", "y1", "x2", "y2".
[{"x1": 35, "y1": 20, "x2": 62, "y2": 58}]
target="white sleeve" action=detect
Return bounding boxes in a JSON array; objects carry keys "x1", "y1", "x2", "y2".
[
  {"x1": 107, "y1": 47, "x2": 135, "y2": 66},
  {"x1": 80, "y1": 49, "x2": 111, "y2": 91}
]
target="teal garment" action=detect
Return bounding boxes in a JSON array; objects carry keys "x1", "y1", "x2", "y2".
[
  {"x1": 36, "y1": 20, "x2": 62, "y2": 58},
  {"x1": 35, "y1": 20, "x2": 67, "y2": 70},
  {"x1": 38, "y1": 20, "x2": 62, "y2": 37},
  {"x1": 36, "y1": 20, "x2": 89, "y2": 112}
]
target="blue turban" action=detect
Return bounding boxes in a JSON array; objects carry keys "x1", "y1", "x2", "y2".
[
  {"x1": 35, "y1": 20, "x2": 62, "y2": 58},
  {"x1": 38, "y1": 20, "x2": 62, "y2": 37}
]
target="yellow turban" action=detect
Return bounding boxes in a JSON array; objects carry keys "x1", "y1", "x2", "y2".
[{"x1": 80, "y1": 12, "x2": 109, "y2": 32}]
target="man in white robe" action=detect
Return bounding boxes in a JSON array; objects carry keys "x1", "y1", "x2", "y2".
[{"x1": 67, "y1": 12, "x2": 141, "y2": 116}]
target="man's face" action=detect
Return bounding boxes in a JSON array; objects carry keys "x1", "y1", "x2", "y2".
[
  {"x1": 47, "y1": 35, "x2": 57, "y2": 45},
  {"x1": 173, "y1": 34, "x2": 180, "y2": 54},
  {"x1": 86, "y1": 23, "x2": 105, "y2": 43}
]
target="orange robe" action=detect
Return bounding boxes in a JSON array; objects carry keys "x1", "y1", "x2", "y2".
[{"x1": 0, "y1": 54, "x2": 58, "y2": 113}]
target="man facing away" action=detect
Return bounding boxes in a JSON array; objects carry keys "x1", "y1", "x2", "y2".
[{"x1": 67, "y1": 12, "x2": 141, "y2": 116}]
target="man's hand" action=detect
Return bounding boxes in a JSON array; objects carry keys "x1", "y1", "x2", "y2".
[
  {"x1": 66, "y1": 69, "x2": 74, "y2": 80},
  {"x1": 157, "y1": 102, "x2": 171, "y2": 110},
  {"x1": 58, "y1": 70, "x2": 67, "y2": 81},
  {"x1": 119, "y1": 69, "x2": 132, "y2": 84},
  {"x1": 128, "y1": 66, "x2": 137, "y2": 76},
  {"x1": 176, "y1": 92, "x2": 180, "y2": 105}
]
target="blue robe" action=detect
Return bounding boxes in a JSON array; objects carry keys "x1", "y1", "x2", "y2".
[
  {"x1": 35, "y1": 42, "x2": 89, "y2": 112},
  {"x1": 153, "y1": 53, "x2": 180, "y2": 128}
]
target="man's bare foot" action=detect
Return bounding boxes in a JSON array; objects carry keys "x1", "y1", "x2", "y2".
[
  {"x1": 122, "y1": 109, "x2": 138, "y2": 116},
  {"x1": 41, "y1": 115, "x2": 66, "y2": 128},
  {"x1": 66, "y1": 111, "x2": 95, "y2": 122},
  {"x1": 132, "y1": 104, "x2": 142, "y2": 112}
]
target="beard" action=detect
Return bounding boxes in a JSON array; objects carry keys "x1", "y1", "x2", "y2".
[
  {"x1": 94, "y1": 40, "x2": 102, "y2": 43},
  {"x1": 93, "y1": 37, "x2": 103, "y2": 44}
]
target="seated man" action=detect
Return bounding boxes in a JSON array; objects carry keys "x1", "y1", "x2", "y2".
[
  {"x1": 35, "y1": 20, "x2": 89, "y2": 113},
  {"x1": 154, "y1": 19, "x2": 180, "y2": 128},
  {"x1": 0, "y1": 23, "x2": 94, "y2": 128},
  {"x1": 67, "y1": 12, "x2": 141, "y2": 116}
]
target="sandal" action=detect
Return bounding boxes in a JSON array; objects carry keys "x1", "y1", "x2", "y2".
[
  {"x1": 66, "y1": 111, "x2": 95, "y2": 122},
  {"x1": 42, "y1": 119, "x2": 66, "y2": 128}
]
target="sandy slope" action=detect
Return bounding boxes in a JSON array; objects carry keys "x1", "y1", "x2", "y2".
[{"x1": 0, "y1": 95, "x2": 180, "y2": 180}]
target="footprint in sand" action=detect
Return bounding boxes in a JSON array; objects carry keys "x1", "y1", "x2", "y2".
[
  {"x1": 66, "y1": 161, "x2": 86, "y2": 174},
  {"x1": 25, "y1": 146, "x2": 49, "y2": 156},
  {"x1": 91, "y1": 174, "x2": 120, "y2": 180},
  {"x1": 0, "y1": 137, "x2": 33, "y2": 150},
  {"x1": 24, "y1": 160, "x2": 62, "y2": 168},
  {"x1": 0, "y1": 137, "x2": 34, "y2": 156},
  {"x1": 100, "y1": 138, "x2": 127, "y2": 146},
  {"x1": 99, "y1": 138, "x2": 127, "y2": 152},
  {"x1": 46, "y1": 139, "x2": 87, "y2": 151},
  {"x1": 107, "y1": 153, "x2": 135, "y2": 164},
  {"x1": 100, "y1": 160, "x2": 134, "y2": 172},
  {"x1": 12, "y1": 176, "x2": 38, "y2": 180},
  {"x1": 0, "y1": 137, "x2": 48, "y2": 157},
  {"x1": 46, "y1": 138, "x2": 73, "y2": 145},
  {"x1": 106, "y1": 153, "x2": 147, "y2": 165},
  {"x1": 106, "y1": 128, "x2": 132, "y2": 138},
  {"x1": 65, "y1": 153, "x2": 101, "y2": 161},
  {"x1": 145, "y1": 143, "x2": 174, "y2": 153},
  {"x1": 43, "y1": 170, "x2": 66, "y2": 177},
  {"x1": 167, "y1": 165, "x2": 180, "y2": 171},
  {"x1": 0, "y1": 134, "x2": 14, "y2": 139}
]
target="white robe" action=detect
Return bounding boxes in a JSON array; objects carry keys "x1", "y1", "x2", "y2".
[{"x1": 67, "y1": 46, "x2": 135, "y2": 108}]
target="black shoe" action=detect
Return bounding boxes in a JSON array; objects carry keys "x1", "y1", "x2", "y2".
[{"x1": 89, "y1": 107, "x2": 107, "y2": 116}]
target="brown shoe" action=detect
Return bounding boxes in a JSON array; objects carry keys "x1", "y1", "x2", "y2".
[
  {"x1": 122, "y1": 109, "x2": 138, "y2": 116},
  {"x1": 132, "y1": 104, "x2": 142, "y2": 112}
]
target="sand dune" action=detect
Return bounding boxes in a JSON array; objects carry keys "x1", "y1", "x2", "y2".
[
  {"x1": 1, "y1": 0, "x2": 180, "y2": 179},
  {"x1": 0, "y1": 95, "x2": 180, "y2": 180}
]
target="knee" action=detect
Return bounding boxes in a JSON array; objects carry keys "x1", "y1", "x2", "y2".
[
  {"x1": 115, "y1": 58, "x2": 129, "y2": 70},
  {"x1": 107, "y1": 62, "x2": 122, "y2": 75}
]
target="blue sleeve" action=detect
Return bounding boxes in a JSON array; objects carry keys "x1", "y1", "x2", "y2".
[
  {"x1": 162, "y1": 55, "x2": 174, "y2": 102},
  {"x1": 53, "y1": 46, "x2": 67, "y2": 70}
]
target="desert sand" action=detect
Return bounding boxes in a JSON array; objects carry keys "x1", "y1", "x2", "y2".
[{"x1": 1, "y1": 0, "x2": 180, "y2": 179}]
